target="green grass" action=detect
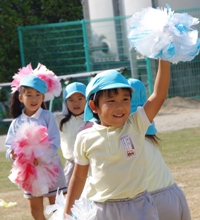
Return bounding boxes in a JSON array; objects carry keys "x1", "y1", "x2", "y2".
[
  {"x1": 158, "y1": 128, "x2": 200, "y2": 167},
  {"x1": 0, "y1": 152, "x2": 15, "y2": 193}
]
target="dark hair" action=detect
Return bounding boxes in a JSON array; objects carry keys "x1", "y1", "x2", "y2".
[
  {"x1": 59, "y1": 107, "x2": 85, "y2": 131},
  {"x1": 145, "y1": 134, "x2": 160, "y2": 146},
  {"x1": 10, "y1": 86, "x2": 47, "y2": 119},
  {"x1": 90, "y1": 88, "x2": 132, "y2": 121},
  {"x1": 59, "y1": 110, "x2": 72, "y2": 131}
]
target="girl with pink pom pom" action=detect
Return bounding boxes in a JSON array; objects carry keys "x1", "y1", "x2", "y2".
[
  {"x1": 5, "y1": 63, "x2": 67, "y2": 220},
  {"x1": 54, "y1": 82, "x2": 93, "y2": 188}
]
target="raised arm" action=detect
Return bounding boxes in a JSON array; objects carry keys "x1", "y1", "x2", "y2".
[
  {"x1": 144, "y1": 60, "x2": 170, "y2": 122},
  {"x1": 64, "y1": 163, "x2": 89, "y2": 216}
]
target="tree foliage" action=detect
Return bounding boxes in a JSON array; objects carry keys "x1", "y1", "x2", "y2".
[{"x1": 0, "y1": 0, "x2": 83, "y2": 83}]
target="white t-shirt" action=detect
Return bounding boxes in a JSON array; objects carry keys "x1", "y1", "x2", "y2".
[
  {"x1": 55, "y1": 113, "x2": 86, "y2": 160},
  {"x1": 144, "y1": 139, "x2": 174, "y2": 192},
  {"x1": 74, "y1": 107, "x2": 150, "y2": 202}
]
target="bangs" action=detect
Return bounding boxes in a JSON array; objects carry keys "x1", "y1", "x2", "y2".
[
  {"x1": 92, "y1": 88, "x2": 132, "y2": 107},
  {"x1": 103, "y1": 88, "x2": 132, "y2": 98}
]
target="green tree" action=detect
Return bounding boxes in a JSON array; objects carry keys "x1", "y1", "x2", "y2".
[{"x1": 0, "y1": 0, "x2": 83, "y2": 83}]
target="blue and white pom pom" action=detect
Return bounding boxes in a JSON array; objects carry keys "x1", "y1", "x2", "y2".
[
  {"x1": 45, "y1": 190, "x2": 97, "y2": 220},
  {"x1": 127, "y1": 4, "x2": 200, "y2": 63}
]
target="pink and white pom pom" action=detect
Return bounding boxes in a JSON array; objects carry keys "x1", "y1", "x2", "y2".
[
  {"x1": 8, "y1": 122, "x2": 60, "y2": 196},
  {"x1": 33, "y1": 63, "x2": 62, "y2": 101},
  {"x1": 11, "y1": 63, "x2": 62, "y2": 101},
  {"x1": 11, "y1": 63, "x2": 33, "y2": 92}
]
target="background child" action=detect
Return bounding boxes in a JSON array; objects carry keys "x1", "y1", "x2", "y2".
[
  {"x1": 64, "y1": 59, "x2": 170, "y2": 220},
  {"x1": 5, "y1": 64, "x2": 67, "y2": 220},
  {"x1": 55, "y1": 82, "x2": 92, "y2": 187},
  {"x1": 128, "y1": 78, "x2": 191, "y2": 220}
]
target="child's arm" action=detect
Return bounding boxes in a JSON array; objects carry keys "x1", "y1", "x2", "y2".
[
  {"x1": 5, "y1": 121, "x2": 16, "y2": 161},
  {"x1": 144, "y1": 60, "x2": 170, "y2": 122},
  {"x1": 64, "y1": 163, "x2": 89, "y2": 215},
  {"x1": 44, "y1": 111, "x2": 61, "y2": 152}
]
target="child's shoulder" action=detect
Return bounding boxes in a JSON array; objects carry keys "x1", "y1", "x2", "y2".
[
  {"x1": 10, "y1": 113, "x2": 23, "y2": 124},
  {"x1": 53, "y1": 111, "x2": 66, "y2": 122},
  {"x1": 77, "y1": 124, "x2": 95, "y2": 136},
  {"x1": 75, "y1": 127, "x2": 95, "y2": 145},
  {"x1": 8, "y1": 117, "x2": 18, "y2": 127},
  {"x1": 40, "y1": 109, "x2": 55, "y2": 119},
  {"x1": 53, "y1": 111, "x2": 64, "y2": 118},
  {"x1": 80, "y1": 121, "x2": 94, "y2": 131}
]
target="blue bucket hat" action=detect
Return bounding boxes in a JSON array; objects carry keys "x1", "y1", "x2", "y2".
[
  {"x1": 128, "y1": 78, "x2": 157, "y2": 135},
  {"x1": 64, "y1": 82, "x2": 86, "y2": 100},
  {"x1": 84, "y1": 70, "x2": 133, "y2": 121},
  {"x1": 20, "y1": 75, "x2": 47, "y2": 94}
]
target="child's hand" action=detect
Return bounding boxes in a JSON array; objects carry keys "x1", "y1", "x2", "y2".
[
  {"x1": 10, "y1": 150, "x2": 17, "y2": 160},
  {"x1": 33, "y1": 158, "x2": 39, "y2": 166}
]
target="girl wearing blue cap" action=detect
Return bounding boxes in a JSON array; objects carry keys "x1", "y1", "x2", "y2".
[
  {"x1": 63, "y1": 60, "x2": 169, "y2": 220},
  {"x1": 128, "y1": 78, "x2": 191, "y2": 220},
  {"x1": 5, "y1": 64, "x2": 67, "y2": 220},
  {"x1": 55, "y1": 82, "x2": 93, "y2": 187}
]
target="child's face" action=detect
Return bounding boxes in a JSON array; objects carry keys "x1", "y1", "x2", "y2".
[
  {"x1": 90, "y1": 88, "x2": 131, "y2": 127},
  {"x1": 19, "y1": 87, "x2": 44, "y2": 116},
  {"x1": 66, "y1": 92, "x2": 86, "y2": 116}
]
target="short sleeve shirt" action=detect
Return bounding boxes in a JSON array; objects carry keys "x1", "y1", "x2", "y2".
[
  {"x1": 55, "y1": 113, "x2": 86, "y2": 160},
  {"x1": 144, "y1": 139, "x2": 174, "y2": 192},
  {"x1": 74, "y1": 107, "x2": 150, "y2": 202}
]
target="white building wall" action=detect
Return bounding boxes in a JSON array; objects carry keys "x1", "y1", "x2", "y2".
[
  {"x1": 156, "y1": 0, "x2": 200, "y2": 10},
  {"x1": 121, "y1": 0, "x2": 152, "y2": 16},
  {"x1": 87, "y1": 0, "x2": 123, "y2": 61},
  {"x1": 121, "y1": 0, "x2": 200, "y2": 17},
  {"x1": 88, "y1": 0, "x2": 115, "y2": 19},
  {"x1": 86, "y1": 0, "x2": 200, "y2": 20}
]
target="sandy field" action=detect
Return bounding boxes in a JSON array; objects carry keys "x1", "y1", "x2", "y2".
[{"x1": 154, "y1": 96, "x2": 200, "y2": 132}]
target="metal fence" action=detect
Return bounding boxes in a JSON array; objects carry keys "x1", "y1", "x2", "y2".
[
  {"x1": 17, "y1": 7, "x2": 200, "y2": 99},
  {"x1": 1, "y1": 6, "x2": 200, "y2": 123}
]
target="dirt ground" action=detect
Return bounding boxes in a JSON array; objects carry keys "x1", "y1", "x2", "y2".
[
  {"x1": 0, "y1": 96, "x2": 200, "y2": 219},
  {"x1": 154, "y1": 96, "x2": 200, "y2": 133},
  {"x1": 1, "y1": 96, "x2": 200, "y2": 150}
]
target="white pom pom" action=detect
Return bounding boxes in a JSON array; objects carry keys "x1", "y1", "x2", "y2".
[{"x1": 127, "y1": 5, "x2": 200, "y2": 63}]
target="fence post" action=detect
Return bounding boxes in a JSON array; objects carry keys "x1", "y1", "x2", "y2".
[
  {"x1": 129, "y1": 47, "x2": 138, "y2": 78},
  {"x1": 146, "y1": 58, "x2": 153, "y2": 95},
  {"x1": 18, "y1": 27, "x2": 25, "y2": 66},
  {"x1": 81, "y1": 19, "x2": 91, "y2": 73}
]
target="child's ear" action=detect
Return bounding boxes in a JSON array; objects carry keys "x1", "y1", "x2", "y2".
[
  {"x1": 18, "y1": 94, "x2": 23, "y2": 102},
  {"x1": 89, "y1": 100, "x2": 98, "y2": 113}
]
